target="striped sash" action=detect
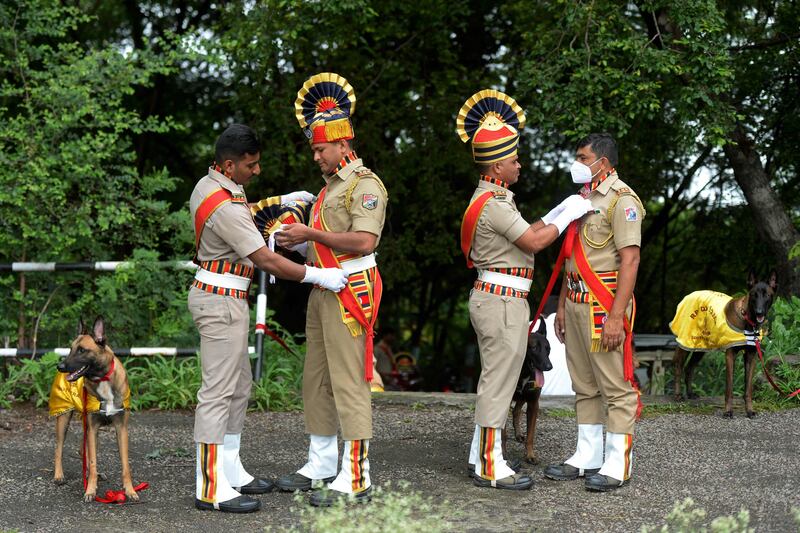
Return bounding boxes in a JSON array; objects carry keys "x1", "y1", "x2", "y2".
[
  {"x1": 474, "y1": 267, "x2": 534, "y2": 299},
  {"x1": 191, "y1": 260, "x2": 254, "y2": 299}
]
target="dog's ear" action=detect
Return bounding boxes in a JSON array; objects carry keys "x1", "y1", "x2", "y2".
[
  {"x1": 92, "y1": 316, "x2": 106, "y2": 346},
  {"x1": 747, "y1": 269, "x2": 757, "y2": 290},
  {"x1": 768, "y1": 270, "x2": 778, "y2": 293},
  {"x1": 77, "y1": 318, "x2": 87, "y2": 337},
  {"x1": 537, "y1": 317, "x2": 547, "y2": 336}
]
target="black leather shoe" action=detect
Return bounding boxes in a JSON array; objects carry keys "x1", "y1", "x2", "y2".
[
  {"x1": 544, "y1": 463, "x2": 600, "y2": 481},
  {"x1": 276, "y1": 472, "x2": 336, "y2": 492},
  {"x1": 194, "y1": 494, "x2": 261, "y2": 513},
  {"x1": 236, "y1": 477, "x2": 276, "y2": 494},
  {"x1": 473, "y1": 473, "x2": 533, "y2": 490},
  {"x1": 466, "y1": 458, "x2": 522, "y2": 478},
  {"x1": 309, "y1": 486, "x2": 372, "y2": 507},
  {"x1": 585, "y1": 473, "x2": 626, "y2": 492}
]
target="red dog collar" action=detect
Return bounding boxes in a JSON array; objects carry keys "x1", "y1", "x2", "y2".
[{"x1": 90, "y1": 358, "x2": 114, "y2": 382}]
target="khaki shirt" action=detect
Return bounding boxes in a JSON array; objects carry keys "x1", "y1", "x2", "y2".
[
  {"x1": 566, "y1": 172, "x2": 644, "y2": 274},
  {"x1": 469, "y1": 180, "x2": 534, "y2": 270},
  {"x1": 190, "y1": 167, "x2": 265, "y2": 265},
  {"x1": 307, "y1": 158, "x2": 388, "y2": 263}
]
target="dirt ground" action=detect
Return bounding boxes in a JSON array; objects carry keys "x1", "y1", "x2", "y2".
[{"x1": 1, "y1": 393, "x2": 798, "y2": 532}]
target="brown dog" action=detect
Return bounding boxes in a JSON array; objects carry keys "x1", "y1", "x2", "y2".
[
  {"x1": 50, "y1": 317, "x2": 138, "y2": 502},
  {"x1": 672, "y1": 271, "x2": 777, "y2": 418}
]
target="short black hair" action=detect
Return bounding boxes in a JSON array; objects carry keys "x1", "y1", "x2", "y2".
[
  {"x1": 576, "y1": 133, "x2": 618, "y2": 167},
  {"x1": 215, "y1": 124, "x2": 262, "y2": 163},
  {"x1": 476, "y1": 162, "x2": 495, "y2": 174}
]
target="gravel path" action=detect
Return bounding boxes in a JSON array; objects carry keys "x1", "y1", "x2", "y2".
[{"x1": 1, "y1": 395, "x2": 798, "y2": 532}]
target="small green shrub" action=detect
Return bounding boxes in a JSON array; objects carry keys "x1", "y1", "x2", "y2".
[
  {"x1": 127, "y1": 354, "x2": 202, "y2": 410},
  {"x1": 271, "y1": 482, "x2": 454, "y2": 533},
  {"x1": 641, "y1": 498, "x2": 752, "y2": 533},
  {"x1": 0, "y1": 352, "x2": 61, "y2": 408}
]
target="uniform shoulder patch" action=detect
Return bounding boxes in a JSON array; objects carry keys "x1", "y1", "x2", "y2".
[
  {"x1": 624, "y1": 206, "x2": 639, "y2": 221},
  {"x1": 617, "y1": 187, "x2": 631, "y2": 194},
  {"x1": 362, "y1": 193, "x2": 379, "y2": 210},
  {"x1": 231, "y1": 192, "x2": 246, "y2": 204},
  {"x1": 492, "y1": 191, "x2": 507, "y2": 199}
]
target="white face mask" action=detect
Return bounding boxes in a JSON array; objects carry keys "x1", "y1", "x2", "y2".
[{"x1": 570, "y1": 158, "x2": 603, "y2": 184}]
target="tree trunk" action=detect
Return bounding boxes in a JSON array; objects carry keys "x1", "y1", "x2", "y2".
[{"x1": 724, "y1": 125, "x2": 800, "y2": 296}]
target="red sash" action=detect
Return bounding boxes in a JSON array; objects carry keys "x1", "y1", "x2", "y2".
[
  {"x1": 571, "y1": 227, "x2": 636, "y2": 383},
  {"x1": 194, "y1": 188, "x2": 232, "y2": 249},
  {"x1": 532, "y1": 221, "x2": 640, "y2": 417},
  {"x1": 311, "y1": 186, "x2": 382, "y2": 382},
  {"x1": 460, "y1": 191, "x2": 495, "y2": 268}
]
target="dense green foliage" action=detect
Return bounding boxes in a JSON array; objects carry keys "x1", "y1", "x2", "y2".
[{"x1": 0, "y1": 0, "x2": 798, "y2": 396}]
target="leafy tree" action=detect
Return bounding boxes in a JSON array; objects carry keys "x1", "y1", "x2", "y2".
[
  {"x1": 0, "y1": 0, "x2": 189, "y2": 347},
  {"x1": 507, "y1": 0, "x2": 800, "y2": 313}
]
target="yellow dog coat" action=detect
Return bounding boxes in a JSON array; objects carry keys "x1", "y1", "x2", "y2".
[
  {"x1": 669, "y1": 290, "x2": 761, "y2": 351},
  {"x1": 48, "y1": 372, "x2": 130, "y2": 417}
]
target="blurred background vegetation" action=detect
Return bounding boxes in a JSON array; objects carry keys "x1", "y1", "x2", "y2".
[{"x1": 0, "y1": 0, "x2": 798, "y2": 405}]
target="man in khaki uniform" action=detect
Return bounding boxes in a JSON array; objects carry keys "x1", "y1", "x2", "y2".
[
  {"x1": 545, "y1": 133, "x2": 644, "y2": 491},
  {"x1": 189, "y1": 124, "x2": 348, "y2": 513},
  {"x1": 457, "y1": 90, "x2": 591, "y2": 490},
  {"x1": 275, "y1": 73, "x2": 388, "y2": 506}
]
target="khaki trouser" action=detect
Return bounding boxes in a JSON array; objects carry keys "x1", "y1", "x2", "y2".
[
  {"x1": 564, "y1": 298, "x2": 637, "y2": 434},
  {"x1": 469, "y1": 289, "x2": 529, "y2": 428},
  {"x1": 188, "y1": 287, "x2": 252, "y2": 444},
  {"x1": 303, "y1": 288, "x2": 372, "y2": 440}
]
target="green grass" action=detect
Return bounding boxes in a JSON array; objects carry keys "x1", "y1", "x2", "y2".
[{"x1": 544, "y1": 407, "x2": 576, "y2": 418}]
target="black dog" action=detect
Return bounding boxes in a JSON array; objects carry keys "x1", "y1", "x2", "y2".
[
  {"x1": 511, "y1": 319, "x2": 552, "y2": 464},
  {"x1": 672, "y1": 270, "x2": 777, "y2": 418}
]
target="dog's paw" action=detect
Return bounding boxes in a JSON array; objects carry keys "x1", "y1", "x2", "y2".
[
  {"x1": 723, "y1": 410, "x2": 733, "y2": 418},
  {"x1": 514, "y1": 434, "x2": 524, "y2": 443},
  {"x1": 53, "y1": 475, "x2": 66, "y2": 485},
  {"x1": 525, "y1": 455, "x2": 539, "y2": 465},
  {"x1": 125, "y1": 489, "x2": 140, "y2": 502},
  {"x1": 83, "y1": 491, "x2": 96, "y2": 502},
  {"x1": 746, "y1": 411, "x2": 757, "y2": 419}
]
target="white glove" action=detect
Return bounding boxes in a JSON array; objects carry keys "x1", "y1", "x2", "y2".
[
  {"x1": 551, "y1": 198, "x2": 594, "y2": 234},
  {"x1": 302, "y1": 265, "x2": 348, "y2": 292},
  {"x1": 281, "y1": 190, "x2": 316, "y2": 204},
  {"x1": 541, "y1": 195, "x2": 581, "y2": 225},
  {"x1": 271, "y1": 227, "x2": 308, "y2": 257}
]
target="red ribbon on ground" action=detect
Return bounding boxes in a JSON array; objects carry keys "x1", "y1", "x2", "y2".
[{"x1": 95, "y1": 482, "x2": 149, "y2": 504}]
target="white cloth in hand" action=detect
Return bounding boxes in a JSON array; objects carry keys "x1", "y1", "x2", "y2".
[
  {"x1": 280, "y1": 190, "x2": 316, "y2": 204},
  {"x1": 552, "y1": 197, "x2": 594, "y2": 234},
  {"x1": 302, "y1": 266, "x2": 348, "y2": 292},
  {"x1": 541, "y1": 195, "x2": 580, "y2": 225},
  {"x1": 272, "y1": 227, "x2": 308, "y2": 257}
]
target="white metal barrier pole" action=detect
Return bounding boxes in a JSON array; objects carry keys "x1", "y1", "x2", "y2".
[{"x1": 253, "y1": 269, "x2": 268, "y2": 381}]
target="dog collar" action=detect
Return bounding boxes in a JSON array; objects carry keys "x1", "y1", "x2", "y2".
[{"x1": 90, "y1": 358, "x2": 114, "y2": 383}]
